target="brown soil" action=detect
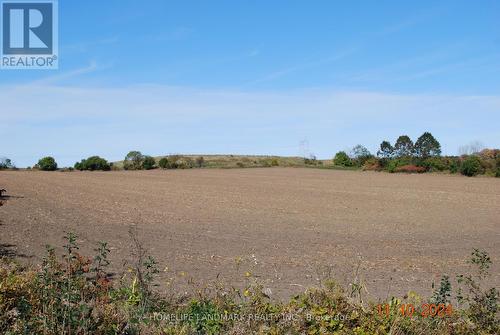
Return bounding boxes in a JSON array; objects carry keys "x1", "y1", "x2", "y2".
[{"x1": 1, "y1": 168, "x2": 498, "y2": 300}]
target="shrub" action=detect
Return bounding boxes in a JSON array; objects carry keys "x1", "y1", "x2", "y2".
[
  {"x1": 460, "y1": 156, "x2": 483, "y2": 177},
  {"x1": 142, "y1": 156, "x2": 156, "y2": 170},
  {"x1": 158, "y1": 157, "x2": 169, "y2": 169},
  {"x1": 386, "y1": 158, "x2": 411, "y2": 173},
  {"x1": 333, "y1": 151, "x2": 352, "y2": 167},
  {"x1": 271, "y1": 158, "x2": 279, "y2": 166},
  {"x1": 123, "y1": 151, "x2": 144, "y2": 170},
  {"x1": 449, "y1": 159, "x2": 460, "y2": 174},
  {"x1": 261, "y1": 159, "x2": 272, "y2": 167},
  {"x1": 236, "y1": 162, "x2": 245, "y2": 168},
  {"x1": 304, "y1": 155, "x2": 320, "y2": 165},
  {"x1": 175, "y1": 157, "x2": 193, "y2": 169},
  {"x1": 394, "y1": 165, "x2": 426, "y2": 174},
  {"x1": 455, "y1": 249, "x2": 499, "y2": 332},
  {"x1": 36, "y1": 156, "x2": 57, "y2": 171},
  {"x1": 495, "y1": 168, "x2": 500, "y2": 178},
  {"x1": 160, "y1": 155, "x2": 194, "y2": 169},
  {"x1": 362, "y1": 157, "x2": 382, "y2": 171},
  {"x1": 419, "y1": 157, "x2": 446, "y2": 172},
  {"x1": 75, "y1": 156, "x2": 110, "y2": 171},
  {"x1": 167, "y1": 155, "x2": 183, "y2": 169},
  {"x1": 196, "y1": 156, "x2": 205, "y2": 168}
]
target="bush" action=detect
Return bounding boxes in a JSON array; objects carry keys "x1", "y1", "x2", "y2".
[
  {"x1": 362, "y1": 158, "x2": 382, "y2": 171},
  {"x1": 386, "y1": 158, "x2": 411, "y2": 173},
  {"x1": 333, "y1": 151, "x2": 352, "y2": 167},
  {"x1": 36, "y1": 156, "x2": 57, "y2": 171},
  {"x1": 419, "y1": 157, "x2": 446, "y2": 172},
  {"x1": 196, "y1": 156, "x2": 205, "y2": 168},
  {"x1": 304, "y1": 155, "x2": 320, "y2": 165},
  {"x1": 449, "y1": 159, "x2": 460, "y2": 174},
  {"x1": 75, "y1": 156, "x2": 110, "y2": 171},
  {"x1": 158, "y1": 157, "x2": 169, "y2": 169},
  {"x1": 495, "y1": 168, "x2": 500, "y2": 178},
  {"x1": 176, "y1": 157, "x2": 193, "y2": 169},
  {"x1": 123, "y1": 151, "x2": 144, "y2": 170},
  {"x1": 142, "y1": 156, "x2": 156, "y2": 170},
  {"x1": 461, "y1": 156, "x2": 483, "y2": 177},
  {"x1": 394, "y1": 165, "x2": 426, "y2": 174},
  {"x1": 161, "y1": 155, "x2": 193, "y2": 169}
]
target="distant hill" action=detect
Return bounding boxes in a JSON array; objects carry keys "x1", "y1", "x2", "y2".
[{"x1": 113, "y1": 154, "x2": 332, "y2": 169}]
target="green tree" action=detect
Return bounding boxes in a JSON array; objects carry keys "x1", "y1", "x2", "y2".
[
  {"x1": 377, "y1": 141, "x2": 394, "y2": 159},
  {"x1": 75, "y1": 156, "x2": 110, "y2": 171},
  {"x1": 394, "y1": 135, "x2": 414, "y2": 157},
  {"x1": 0, "y1": 157, "x2": 13, "y2": 170},
  {"x1": 333, "y1": 151, "x2": 352, "y2": 167},
  {"x1": 350, "y1": 145, "x2": 373, "y2": 166},
  {"x1": 37, "y1": 156, "x2": 58, "y2": 171},
  {"x1": 142, "y1": 156, "x2": 156, "y2": 170},
  {"x1": 124, "y1": 151, "x2": 144, "y2": 170},
  {"x1": 415, "y1": 132, "x2": 441, "y2": 158}
]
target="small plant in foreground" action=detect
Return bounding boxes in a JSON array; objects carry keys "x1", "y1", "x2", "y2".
[
  {"x1": 455, "y1": 249, "x2": 499, "y2": 333},
  {"x1": 1, "y1": 232, "x2": 498, "y2": 335}
]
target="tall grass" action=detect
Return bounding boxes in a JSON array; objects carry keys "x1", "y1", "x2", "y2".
[{"x1": 0, "y1": 233, "x2": 498, "y2": 334}]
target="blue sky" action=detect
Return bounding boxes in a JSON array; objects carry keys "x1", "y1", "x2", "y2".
[{"x1": 1, "y1": 0, "x2": 500, "y2": 167}]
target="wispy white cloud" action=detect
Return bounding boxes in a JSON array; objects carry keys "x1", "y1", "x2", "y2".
[
  {"x1": 373, "y1": 10, "x2": 441, "y2": 36},
  {"x1": 60, "y1": 37, "x2": 119, "y2": 54},
  {"x1": 247, "y1": 11, "x2": 440, "y2": 86},
  {"x1": 28, "y1": 61, "x2": 104, "y2": 85},
  {"x1": 345, "y1": 45, "x2": 500, "y2": 85},
  {"x1": 248, "y1": 48, "x2": 358, "y2": 85}
]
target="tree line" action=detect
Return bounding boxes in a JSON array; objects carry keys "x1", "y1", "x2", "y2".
[
  {"x1": 332, "y1": 132, "x2": 500, "y2": 177},
  {"x1": 2, "y1": 132, "x2": 499, "y2": 177}
]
